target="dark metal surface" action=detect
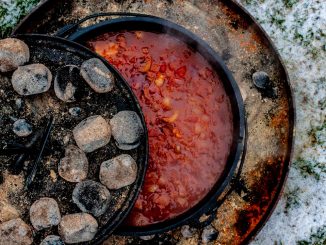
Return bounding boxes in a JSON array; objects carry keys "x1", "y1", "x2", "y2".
[
  {"x1": 12, "y1": 1, "x2": 295, "y2": 244},
  {"x1": 2, "y1": 34, "x2": 149, "y2": 245}
]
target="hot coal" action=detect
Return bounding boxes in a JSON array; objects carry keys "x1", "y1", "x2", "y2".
[
  {"x1": 29, "y1": 197, "x2": 61, "y2": 231},
  {"x1": 40, "y1": 235, "x2": 64, "y2": 245},
  {"x1": 110, "y1": 111, "x2": 144, "y2": 150},
  {"x1": 54, "y1": 65, "x2": 85, "y2": 102},
  {"x1": 100, "y1": 154, "x2": 137, "y2": 190},
  {"x1": 58, "y1": 213, "x2": 98, "y2": 244},
  {"x1": 0, "y1": 38, "x2": 30, "y2": 73},
  {"x1": 73, "y1": 115, "x2": 111, "y2": 153},
  {"x1": 80, "y1": 58, "x2": 115, "y2": 93},
  {"x1": 0, "y1": 218, "x2": 33, "y2": 245},
  {"x1": 12, "y1": 63, "x2": 52, "y2": 96},
  {"x1": 12, "y1": 119, "x2": 32, "y2": 137},
  {"x1": 72, "y1": 180, "x2": 111, "y2": 217},
  {"x1": 58, "y1": 144, "x2": 88, "y2": 183}
]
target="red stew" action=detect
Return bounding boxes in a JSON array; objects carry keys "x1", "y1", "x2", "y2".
[{"x1": 89, "y1": 31, "x2": 233, "y2": 226}]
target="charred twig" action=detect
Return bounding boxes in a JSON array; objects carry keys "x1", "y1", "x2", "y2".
[
  {"x1": 7, "y1": 130, "x2": 43, "y2": 175},
  {"x1": 25, "y1": 116, "x2": 54, "y2": 189}
]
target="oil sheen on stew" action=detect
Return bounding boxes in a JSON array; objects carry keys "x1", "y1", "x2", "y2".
[{"x1": 89, "y1": 31, "x2": 233, "y2": 226}]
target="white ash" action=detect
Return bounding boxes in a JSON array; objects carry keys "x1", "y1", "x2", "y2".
[
  {"x1": 0, "y1": 200, "x2": 20, "y2": 223},
  {"x1": 80, "y1": 58, "x2": 115, "y2": 93},
  {"x1": 110, "y1": 111, "x2": 144, "y2": 150},
  {"x1": 181, "y1": 225, "x2": 196, "y2": 238},
  {"x1": 54, "y1": 65, "x2": 82, "y2": 102},
  {"x1": 201, "y1": 225, "x2": 218, "y2": 243},
  {"x1": 15, "y1": 98, "x2": 23, "y2": 109},
  {"x1": 73, "y1": 115, "x2": 111, "y2": 153},
  {"x1": 40, "y1": 235, "x2": 64, "y2": 245},
  {"x1": 11, "y1": 63, "x2": 52, "y2": 96},
  {"x1": 139, "y1": 235, "x2": 155, "y2": 241},
  {"x1": 58, "y1": 144, "x2": 88, "y2": 183},
  {"x1": 29, "y1": 197, "x2": 61, "y2": 231},
  {"x1": 12, "y1": 119, "x2": 32, "y2": 137},
  {"x1": 0, "y1": 38, "x2": 30, "y2": 73},
  {"x1": 72, "y1": 180, "x2": 111, "y2": 217},
  {"x1": 58, "y1": 213, "x2": 98, "y2": 244},
  {"x1": 100, "y1": 154, "x2": 138, "y2": 190},
  {"x1": 0, "y1": 218, "x2": 33, "y2": 245}
]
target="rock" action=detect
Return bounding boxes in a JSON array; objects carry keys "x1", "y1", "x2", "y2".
[
  {"x1": 110, "y1": 111, "x2": 144, "y2": 150},
  {"x1": 13, "y1": 119, "x2": 32, "y2": 137},
  {"x1": 40, "y1": 235, "x2": 65, "y2": 245},
  {"x1": 72, "y1": 180, "x2": 111, "y2": 217},
  {"x1": 58, "y1": 213, "x2": 98, "y2": 244},
  {"x1": 252, "y1": 71, "x2": 276, "y2": 98},
  {"x1": 12, "y1": 63, "x2": 52, "y2": 96},
  {"x1": 201, "y1": 225, "x2": 218, "y2": 243},
  {"x1": 0, "y1": 218, "x2": 33, "y2": 245},
  {"x1": 54, "y1": 65, "x2": 84, "y2": 102},
  {"x1": 68, "y1": 107, "x2": 81, "y2": 117},
  {"x1": 181, "y1": 225, "x2": 196, "y2": 238},
  {"x1": 100, "y1": 154, "x2": 137, "y2": 190},
  {"x1": 0, "y1": 201, "x2": 20, "y2": 223},
  {"x1": 80, "y1": 58, "x2": 114, "y2": 93},
  {"x1": 0, "y1": 38, "x2": 30, "y2": 72},
  {"x1": 73, "y1": 115, "x2": 111, "y2": 153},
  {"x1": 58, "y1": 144, "x2": 88, "y2": 183},
  {"x1": 252, "y1": 71, "x2": 270, "y2": 89},
  {"x1": 29, "y1": 197, "x2": 61, "y2": 231}
]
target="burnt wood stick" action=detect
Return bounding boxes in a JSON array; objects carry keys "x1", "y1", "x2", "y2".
[
  {"x1": 7, "y1": 130, "x2": 43, "y2": 175},
  {"x1": 25, "y1": 116, "x2": 54, "y2": 189}
]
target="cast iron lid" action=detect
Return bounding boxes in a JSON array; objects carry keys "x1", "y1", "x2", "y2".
[
  {"x1": 0, "y1": 34, "x2": 148, "y2": 245},
  {"x1": 59, "y1": 15, "x2": 246, "y2": 235}
]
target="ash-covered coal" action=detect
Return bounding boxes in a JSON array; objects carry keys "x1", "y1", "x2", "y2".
[
  {"x1": 100, "y1": 154, "x2": 138, "y2": 190},
  {"x1": 110, "y1": 111, "x2": 144, "y2": 150},
  {"x1": 54, "y1": 65, "x2": 86, "y2": 102},
  {"x1": 80, "y1": 58, "x2": 115, "y2": 93},
  {"x1": 0, "y1": 38, "x2": 30, "y2": 72},
  {"x1": 72, "y1": 180, "x2": 111, "y2": 217},
  {"x1": 12, "y1": 63, "x2": 52, "y2": 96}
]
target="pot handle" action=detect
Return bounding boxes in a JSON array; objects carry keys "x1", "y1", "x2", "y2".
[{"x1": 55, "y1": 12, "x2": 160, "y2": 38}]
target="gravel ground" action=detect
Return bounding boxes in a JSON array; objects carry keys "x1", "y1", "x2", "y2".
[{"x1": 0, "y1": 0, "x2": 325, "y2": 244}]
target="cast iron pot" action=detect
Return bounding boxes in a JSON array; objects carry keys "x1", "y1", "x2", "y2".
[{"x1": 57, "y1": 13, "x2": 246, "y2": 236}]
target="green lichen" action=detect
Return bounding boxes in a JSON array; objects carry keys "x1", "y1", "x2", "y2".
[
  {"x1": 297, "y1": 225, "x2": 326, "y2": 245},
  {"x1": 282, "y1": 0, "x2": 299, "y2": 8},
  {"x1": 284, "y1": 187, "x2": 301, "y2": 214},
  {"x1": 293, "y1": 157, "x2": 326, "y2": 181},
  {"x1": 309, "y1": 119, "x2": 326, "y2": 146}
]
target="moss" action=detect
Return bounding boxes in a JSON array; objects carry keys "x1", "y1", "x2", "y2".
[
  {"x1": 293, "y1": 157, "x2": 326, "y2": 181},
  {"x1": 284, "y1": 187, "x2": 301, "y2": 214},
  {"x1": 282, "y1": 0, "x2": 299, "y2": 8},
  {"x1": 0, "y1": 0, "x2": 40, "y2": 38},
  {"x1": 297, "y1": 226, "x2": 326, "y2": 245}
]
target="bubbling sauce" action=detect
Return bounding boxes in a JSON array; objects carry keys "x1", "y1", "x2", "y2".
[{"x1": 89, "y1": 31, "x2": 233, "y2": 226}]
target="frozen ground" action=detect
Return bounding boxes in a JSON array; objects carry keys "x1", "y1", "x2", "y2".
[{"x1": 0, "y1": 0, "x2": 325, "y2": 244}]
